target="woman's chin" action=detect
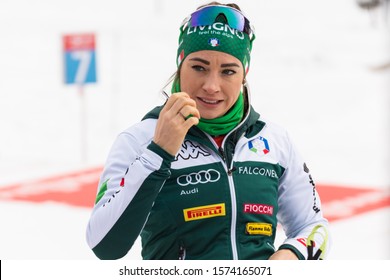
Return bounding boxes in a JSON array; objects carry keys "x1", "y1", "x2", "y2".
[{"x1": 200, "y1": 113, "x2": 220, "y2": 120}]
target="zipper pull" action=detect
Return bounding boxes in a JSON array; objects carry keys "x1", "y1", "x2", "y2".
[
  {"x1": 228, "y1": 166, "x2": 237, "y2": 176},
  {"x1": 178, "y1": 245, "x2": 186, "y2": 260}
]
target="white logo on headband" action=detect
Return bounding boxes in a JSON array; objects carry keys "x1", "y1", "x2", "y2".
[
  {"x1": 208, "y1": 38, "x2": 220, "y2": 47},
  {"x1": 187, "y1": 22, "x2": 245, "y2": 40}
]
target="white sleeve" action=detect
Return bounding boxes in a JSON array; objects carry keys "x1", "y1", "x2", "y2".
[
  {"x1": 85, "y1": 120, "x2": 175, "y2": 259},
  {"x1": 276, "y1": 132, "x2": 331, "y2": 259}
]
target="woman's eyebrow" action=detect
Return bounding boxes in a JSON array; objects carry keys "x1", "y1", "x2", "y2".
[
  {"x1": 189, "y1": 57, "x2": 210, "y2": 65},
  {"x1": 221, "y1": 63, "x2": 240, "y2": 68},
  {"x1": 189, "y1": 58, "x2": 240, "y2": 68}
]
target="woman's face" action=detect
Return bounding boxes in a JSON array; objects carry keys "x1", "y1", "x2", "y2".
[{"x1": 180, "y1": 50, "x2": 244, "y2": 120}]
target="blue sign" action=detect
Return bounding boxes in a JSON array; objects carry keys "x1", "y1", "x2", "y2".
[{"x1": 63, "y1": 34, "x2": 97, "y2": 85}]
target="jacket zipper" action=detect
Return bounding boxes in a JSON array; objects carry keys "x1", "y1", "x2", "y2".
[
  {"x1": 218, "y1": 146, "x2": 226, "y2": 161},
  {"x1": 218, "y1": 146, "x2": 239, "y2": 260},
  {"x1": 209, "y1": 133, "x2": 237, "y2": 259},
  {"x1": 206, "y1": 131, "x2": 240, "y2": 259},
  {"x1": 227, "y1": 166, "x2": 238, "y2": 260}
]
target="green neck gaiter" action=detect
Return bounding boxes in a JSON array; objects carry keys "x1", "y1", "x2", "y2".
[
  {"x1": 172, "y1": 80, "x2": 244, "y2": 136},
  {"x1": 197, "y1": 93, "x2": 244, "y2": 136}
]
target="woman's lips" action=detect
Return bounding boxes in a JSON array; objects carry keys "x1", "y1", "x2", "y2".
[{"x1": 198, "y1": 97, "x2": 222, "y2": 105}]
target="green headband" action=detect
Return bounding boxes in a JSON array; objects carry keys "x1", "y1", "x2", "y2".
[{"x1": 177, "y1": 21, "x2": 254, "y2": 75}]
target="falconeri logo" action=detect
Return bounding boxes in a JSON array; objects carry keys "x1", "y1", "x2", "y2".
[
  {"x1": 238, "y1": 166, "x2": 279, "y2": 179},
  {"x1": 248, "y1": 136, "x2": 270, "y2": 156},
  {"x1": 183, "y1": 203, "x2": 226, "y2": 222}
]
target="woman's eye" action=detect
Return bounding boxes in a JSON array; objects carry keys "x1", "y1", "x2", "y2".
[
  {"x1": 192, "y1": 65, "x2": 205, "y2": 71},
  {"x1": 222, "y1": 69, "x2": 236, "y2": 75}
]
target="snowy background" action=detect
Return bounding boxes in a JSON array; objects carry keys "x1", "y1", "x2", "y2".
[{"x1": 0, "y1": 0, "x2": 389, "y2": 260}]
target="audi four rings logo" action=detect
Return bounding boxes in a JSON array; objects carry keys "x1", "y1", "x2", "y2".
[{"x1": 177, "y1": 169, "x2": 221, "y2": 186}]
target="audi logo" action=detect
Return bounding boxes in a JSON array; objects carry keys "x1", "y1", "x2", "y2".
[{"x1": 177, "y1": 169, "x2": 221, "y2": 186}]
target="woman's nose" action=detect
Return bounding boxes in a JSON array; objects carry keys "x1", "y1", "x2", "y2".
[{"x1": 202, "y1": 72, "x2": 221, "y2": 94}]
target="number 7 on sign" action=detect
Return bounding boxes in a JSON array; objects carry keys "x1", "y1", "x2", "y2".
[
  {"x1": 71, "y1": 50, "x2": 92, "y2": 84},
  {"x1": 63, "y1": 33, "x2": 97, "y2": 85}
]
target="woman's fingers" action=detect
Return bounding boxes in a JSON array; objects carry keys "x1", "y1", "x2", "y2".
[{"x1": 154, "y1": 92, "x2": 200, "y2": 156}]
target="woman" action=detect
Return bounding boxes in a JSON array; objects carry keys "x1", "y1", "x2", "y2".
[{"x1": 86, "y1": 2, "x2": 331, "y2": 260}]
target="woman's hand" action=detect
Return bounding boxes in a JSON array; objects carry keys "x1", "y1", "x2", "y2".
[{"x1": 154, "y1": 92, "x2": 200, "y2": 156}]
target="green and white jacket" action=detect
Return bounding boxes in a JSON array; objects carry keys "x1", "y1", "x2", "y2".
[{"x1": 86, "y1": 102, "x2": 330, "y2": 260}]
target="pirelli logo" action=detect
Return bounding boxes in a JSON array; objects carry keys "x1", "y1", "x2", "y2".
[{"x1": 183, "y1": 203, "x2": 226, "y2": 222}]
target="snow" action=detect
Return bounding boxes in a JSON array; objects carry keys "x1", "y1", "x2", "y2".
[{"x1": 0, "y1": 0, "x2": 389, "y2": 260}]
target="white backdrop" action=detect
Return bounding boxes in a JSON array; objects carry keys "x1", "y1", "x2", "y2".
[{"x1": 0, "y1": 0, "x2": 389, "y2": 260}]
